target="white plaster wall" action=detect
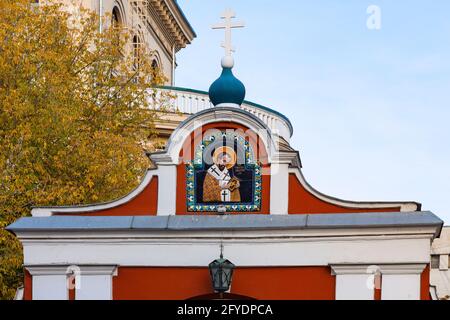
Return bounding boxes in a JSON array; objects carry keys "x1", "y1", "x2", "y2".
[
  {"x1": 33, "y1": 275, "x2": 68, "y2": 300},
  {"x1": 23, "y1": 235, "x2": 431, "y2": 267},
  {"x1": 156, "y1": 165, "x2": 177, "y2": 215},
  {"x1": 335, "y1": 274, "x2": 374, "y2": 300},
  {"x1": 76, "y1": 275, "x2": 112, "y2": 300},
  {"x1": 382, "y1": 274, "x2": 421, "y2": 300},
  {"x1": 270, "y1": 163, "x2": 289, "y2": 215}
]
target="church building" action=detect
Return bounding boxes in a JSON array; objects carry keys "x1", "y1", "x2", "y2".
[
  {"x1": 430, "y1": 226, "x2": 450, "y2": 299},
  {"x1": 6, "y1": 9, "x2": 444, "y2": 300},
  {"x1": 36, "y1": 0, "x2": 196, "y2": 85}
]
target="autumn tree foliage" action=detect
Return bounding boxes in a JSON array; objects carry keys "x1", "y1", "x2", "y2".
[{"x1": 0, "y1": 0, "x2": 171, "y2": 299}]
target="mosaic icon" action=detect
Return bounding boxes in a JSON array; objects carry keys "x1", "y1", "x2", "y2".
[{"x1": 186, "y1": 131, "x2": 261, "y2": 212}]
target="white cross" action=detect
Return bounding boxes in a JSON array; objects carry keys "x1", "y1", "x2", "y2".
[
  {"x1": 221, "y1": 189, "x2": 231, "y2": 202},
  {"x1": 212, "y1": 9, "x2": 245, "y2": 56}
]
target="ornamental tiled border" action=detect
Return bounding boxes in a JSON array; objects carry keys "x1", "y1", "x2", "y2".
[{"x1": 187, "y1": 131, "x2": 262, "y2": 212}]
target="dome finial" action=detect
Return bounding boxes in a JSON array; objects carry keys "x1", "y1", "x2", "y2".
[
  {"x1": 221, "y1": 55, "x2": 234, "y2": 69},
  {"x1": 209, "y1": 9, "x2": 246, "y2": 108}
]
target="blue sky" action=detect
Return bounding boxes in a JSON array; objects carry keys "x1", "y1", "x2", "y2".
[{"x1": 175, "y1": 0, "x2": 450, "y2": 224}]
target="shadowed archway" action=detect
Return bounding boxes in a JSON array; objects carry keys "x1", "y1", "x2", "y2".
[{"x1": 188, "y1": 293, "x2": 256, "y2": 300}]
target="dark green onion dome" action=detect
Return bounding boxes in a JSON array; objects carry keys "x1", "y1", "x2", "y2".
[{"x1": 208, "y1": 56, "x2": 246, "y2": 107}]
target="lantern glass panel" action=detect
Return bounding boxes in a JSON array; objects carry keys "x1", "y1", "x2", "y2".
[{"x1": 209, "y1": 258, "x2": 235, "y2": 293}]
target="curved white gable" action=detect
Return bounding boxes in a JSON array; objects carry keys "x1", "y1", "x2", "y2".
[
  {"x1": 150, "y1": 107, "x2": 279, "y2": 165},
  {"x1": 31, "y1": 106, "x2": 421, "y2": 217}
]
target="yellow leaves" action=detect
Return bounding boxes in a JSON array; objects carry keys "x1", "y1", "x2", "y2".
[
  {"x1": 87, "y1": 179, "x2": 94, "y2": 189},
  {"x1": 0, "y1": 0, "x2": 167, "y2": 299}
]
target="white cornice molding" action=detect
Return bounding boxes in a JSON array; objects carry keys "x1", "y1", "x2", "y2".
[
  {"x1": 331, "y1": 264, "x2": 427, "y2": 275},
  {"x1": 164, "y1": 0, "x2": 196, "y2": 41},
  {"x1": 272, "y1": 151, "x2": 299, "y2": 164},
  {"x1": 149, "y1": 152, "x2": 175, "y2": 165},
  {"x1": 26, "y1": 265, "x2": 118, "y2": 276},
  {"x1": 16, "y1": 226, "x2": 438, "y2": 242},
  {"x1": 331, "y1": 264, "x2": 375, "y2": 275},
  {"x1": 150, "y1": 0, "x2": 195, "y2": 50},
  {"x1": 145, "y1": 3, "x2": 175, "y2": 59},
  {"x1": 379, "y1": 264, "x2": 427, "y2": 274},
  {"x1": 26, "y1": 265, "x2": 69, "y2": 275},
  {"x1": 21, "y1": 237, "x2": 432, "y2": 267}
]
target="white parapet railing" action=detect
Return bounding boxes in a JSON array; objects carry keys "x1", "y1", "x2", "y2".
[{"x1": 158, "y1": 86, "x2": 293, "y2": 141}]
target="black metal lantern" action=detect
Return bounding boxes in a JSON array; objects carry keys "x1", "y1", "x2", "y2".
[{"x1": 208, "y1": 253, "x2": 235, "y2": 293}]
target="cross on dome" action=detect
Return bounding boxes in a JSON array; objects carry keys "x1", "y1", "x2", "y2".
[
  {"x1": 208, "y1": 9, "x2": 246, "y2": 107},
  {"x1": 212, "y1": 9, "x2": 245, "y2": 57}
]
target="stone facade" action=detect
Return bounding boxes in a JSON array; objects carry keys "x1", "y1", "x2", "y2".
[
  {"x1": 431, "y1": 227, "x2": 450, "y2": 299},
  {"x1": 39, "y1": 0, "x2": 195, "y2": 85}
]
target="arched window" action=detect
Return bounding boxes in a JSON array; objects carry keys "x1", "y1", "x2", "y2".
[
  {"x1": 150, "y1": 58, "x2": 159, "y2": 79},
  {"x1": 111, "y1": 6, "x2": 124, "y2": 49},
  {"x1": 132, "y1": 35, "x2": 141, "y2": 70},
  {"x1": 149, "y1": 55, "x2": 162, "y2": 82},
  {"x1": 112, "y1": 6, "x2": 122, "y2": 28}
]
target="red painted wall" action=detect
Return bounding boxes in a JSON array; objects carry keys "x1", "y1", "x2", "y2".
[
  {"x1": 54, "y1": 177, "x2": 158, "y2": 216},
  {"x1": 231, "y1": 267, "x2": 335, "y2": 300},
  {"x1": 111, "y1": 266, "x2": 431, "y2": 300},
  {"x1": 112, "y1": 267, "x2": 336, "y2": 300},
  {"x1": 288, "y1": 174, "x2": 401, "y2": 214},
  {"x1": 24, "y1": 269, "x2": 32, "y2": 300},
  {"x1": 421, "y1": 265, "x2": 431, "y2": 300}
]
